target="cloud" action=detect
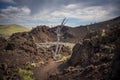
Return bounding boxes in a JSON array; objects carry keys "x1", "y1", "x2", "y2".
[
  {"x1": 31, "y1": 3, "x2": 116, "y2": 22},
  {"x1": 1, "y1": 6, "x2": 30, "y2": 14},
  {"x1": 65, "y1": 4, "x2": 78, "y2": 9},
  {"x1": 12, "y1": 0, "x2": 120, "y2": 15},
  {"x1": 0, "y1": 0, "x2": 16, "y2": 3},
  {"x1": 0, "y1": 6, "x2": 31, "y2": 23},
  {"x1": 0, "y1": 0, "x2": 120, "y2": 27}
]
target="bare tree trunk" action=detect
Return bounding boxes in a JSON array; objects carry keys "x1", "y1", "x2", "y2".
[
  {"x1": 53, "y1": 18, "x2": 67, "y2": 60},
  {"x1": 53, "y1": 33, "x2": 60, "y2": 59}
]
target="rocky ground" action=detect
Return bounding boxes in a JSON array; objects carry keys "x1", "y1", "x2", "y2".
[
  {"x1": 0, "y1": 23, "x2": 120, "y2": 80},
  {"x1": 47, "y1": 24, "x2": 120, "y2": 80},
  {"x1": 0, "y1": 31, "x2": 71, "y2": 80}
]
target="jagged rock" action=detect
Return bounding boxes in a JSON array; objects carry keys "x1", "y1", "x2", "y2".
[
  {"x1": 48, "y1": 24, "x2": 120, "y2": 80},
  {"x1": 68, "y1": 43, "x2": 89, "y2": 67},
  {"x1": 30, "y1": 26, "x2": 56, "y2": 42},
  {"x1": 5, "y1": 32, "x2": 37, "y2": 54},
  {"x1": 0, "y1": 37, "x2": 7, "y2": 50},
  {"x1": 110, "y1": 26, "x2": 120, "y2": 80}
]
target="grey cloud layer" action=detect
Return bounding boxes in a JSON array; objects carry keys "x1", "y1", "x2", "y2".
[
  {"x1": 0, "y1": 0, "x2": 119, "y2": 26},
  {"x1": 13, "y1": 0, "x2": 120, "y2": 13}
]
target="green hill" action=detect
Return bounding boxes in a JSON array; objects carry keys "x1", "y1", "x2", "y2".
[{"x1": 0, "y1": 24, "x2": 30, "y2": 35}]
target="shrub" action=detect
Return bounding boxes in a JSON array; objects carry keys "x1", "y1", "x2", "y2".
[{"x1": 18, "y1": 68, "x2": 34, "y2": 80}]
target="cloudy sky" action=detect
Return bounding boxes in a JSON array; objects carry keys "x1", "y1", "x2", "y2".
[{"x1": 0, "y1": 0, "x2": 120, "y2": 28}]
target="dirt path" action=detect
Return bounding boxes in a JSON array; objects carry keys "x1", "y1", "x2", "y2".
[{"x1": 34, "y1": 60, "x2": 63, "y2": 80}]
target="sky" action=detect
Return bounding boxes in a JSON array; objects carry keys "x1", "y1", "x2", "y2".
[{"x1": 0, "y1": 0, "x2": 120, "y2": 28}]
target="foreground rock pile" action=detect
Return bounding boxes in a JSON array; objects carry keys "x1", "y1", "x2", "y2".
[
  {"x1": 0, "y1": 31, "x2": 71, "y2": 80},
  {"x1": 48, "y1": 24, "x2": 120, "y2": 80},
  {"x1": 0, "y1": 32, "x2": 38, "y2": 80},
  {"x1": 0, "y1": 23, "x2": 120, "y2": 80}
]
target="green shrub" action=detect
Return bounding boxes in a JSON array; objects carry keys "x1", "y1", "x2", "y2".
[
  {"x1": 31, "y1": 61, "x2": 45, "y2": 67},
  {"x1": 18, "y1": 68, "x2": 34, "y2": 80},
  {"x1": 23, "y1": 75, "x2": 34, "y2": 80},
  {"x1": 57, "y1": 54, "x2": 71, "y2": 61}
]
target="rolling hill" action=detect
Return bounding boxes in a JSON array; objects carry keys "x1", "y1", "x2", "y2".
[{"x1": 0, "y1": 24, "x2": 30, "y2": 35}]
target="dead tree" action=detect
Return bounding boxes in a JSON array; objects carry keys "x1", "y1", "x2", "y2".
[{"x1": 53, "y1": 18, "x2": 67, "y2": 59}]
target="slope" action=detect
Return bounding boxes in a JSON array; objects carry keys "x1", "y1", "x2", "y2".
[
  {"x1": 0, "y1": 24, "x2": 30, "y2": 35},
  {"x1": 31, "y1": 16, "x2": 120, "y2": 43}
]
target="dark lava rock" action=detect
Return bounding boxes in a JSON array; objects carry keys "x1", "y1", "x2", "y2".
[
  {"x1": 48, "y1": 24, "x2": 120, "y2": 80},
  {"x1": 30, "y1": 25, "x2": 56, "y2": 43},
  {"x1": 5, "y1": 32, "x2": 37, "y2": 54},
  {"x1": 68, "y1": 43, "x2": 89, "y2": 67},
  {"x1": 110, "y1": 26, "x2": 120, "y2": 80},
  {"x1": 0, "y1": 32, "x2": 39, "y2": 80},
  {"x1": 0, "y1": 37, "x2": 7, "y2": 50}
]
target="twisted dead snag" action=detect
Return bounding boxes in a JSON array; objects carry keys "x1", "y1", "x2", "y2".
[{"x1": 53, "y1": 18, "x2": 67, "y2": 60}]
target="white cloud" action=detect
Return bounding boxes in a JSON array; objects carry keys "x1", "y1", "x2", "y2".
[
  {"x1": 32, "y1": 4, "x2": 115, "y2": 22},
  {"x1": 1, "y1": 6, "x2": 19, "y2": 13},
  {"x1": 27, "y1": 4, "x2": 115, "y2": 25},
  {"x1": 0, "y1": 3, "x2": 117, "y2": 27},
  {"x1": 21, "y1": 7, "x2": 31, "y2": 15},
  {"x1": 1, "y1": 0, "x2": 15, "y2": 3},
  {"x1": 0, "y1": 6, "x2": 31, "y2": 21},
  {"x1": 65, "y1": 4, "x2": 78, "y2": 9},
  {"x1": 1, "y1": 6, "x2": 31, "y2": 15}
]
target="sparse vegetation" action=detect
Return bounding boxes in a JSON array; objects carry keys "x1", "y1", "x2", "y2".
[
  {"x1": 26, "y1": 62, "x2": 32, "y2": 69},
  {"x1": 61, "y1": 55, "x2": 71, "y2": 61},
  {"x1": 56, "y1": 54, "x2": 71, "y2": 61},
  {"x1": 30, "y1": 61, "x2": 45, "y2": 67},
  {"x1": 18, "y1": 68, "x2": 34, "y2": 80}
]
